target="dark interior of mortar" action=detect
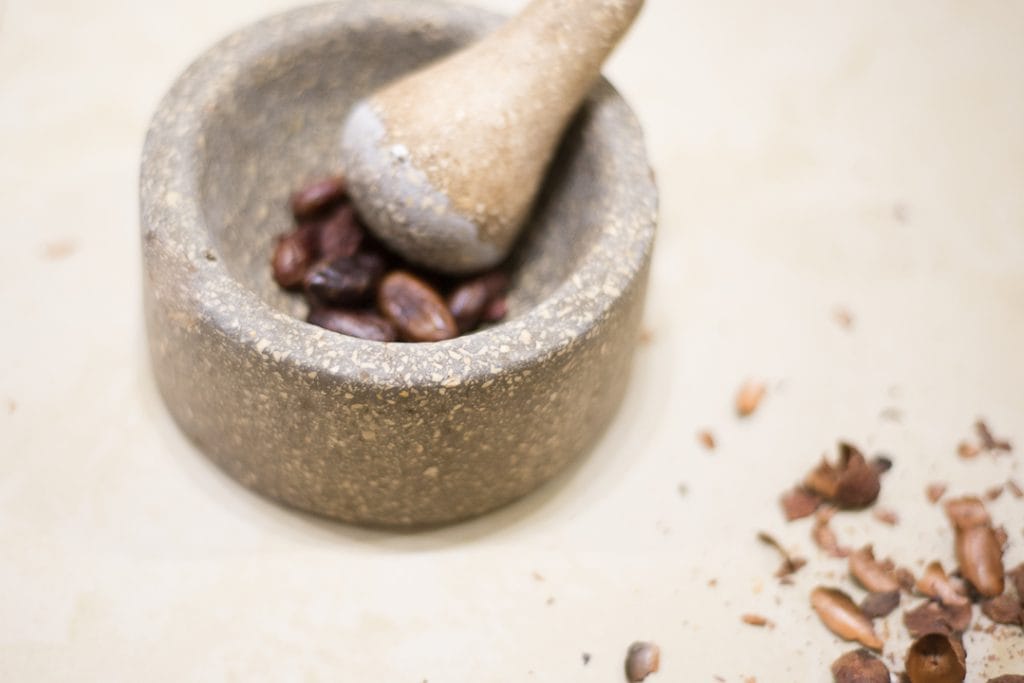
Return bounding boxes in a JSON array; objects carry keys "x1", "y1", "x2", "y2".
[{"x1": 199, "y1": 19, "x2": 607, "y2": 329}]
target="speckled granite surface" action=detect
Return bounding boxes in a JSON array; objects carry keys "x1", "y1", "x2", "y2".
[{"x1": 2, "y1": 0, "x2": 1023, "y2": 680}]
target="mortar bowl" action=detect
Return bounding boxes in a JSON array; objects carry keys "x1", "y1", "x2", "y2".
[{"x1": 141, "y1": 0, "x2": 658, "y2": 526}]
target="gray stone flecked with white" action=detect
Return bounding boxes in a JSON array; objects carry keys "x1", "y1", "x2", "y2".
[{"x1": 140, "y1": 0, "x2": 658, "y2": 527}]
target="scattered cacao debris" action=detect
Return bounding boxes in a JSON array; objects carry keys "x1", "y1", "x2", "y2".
[
  {"x1": 780, "y1": 487, "x2": 822, "y2": 521},
  {"x1": 926, "y1": 483, "x2": 948, "y2": 504},
  {"x1": 810, "y1": 586, "x2": 883, "y2": 651},
  {"x1": 860, "y1": 591, "x2": 901, "y2": 619},
  {"x1": 904, "y1": 632, "x2": 966, "y2": 683},
  {"x1": 757, "y1": 531, "x2": 807, "y2": 579},
  {"x1": 624, "y1": 641, "x2": 660, "y2": 682},
  {"x1": 916, "y1": 562, "x2": 969, "y2": 607},
  {"x1": 813, "y1": 507, "x2": 851, "y2": 558},
  {"x1": 975, "y1": 419, "x2": 1012, "y2": 452},
  {"x1": 871, "y1": 455, "x2": 893, "y2": 474},
  {"x1": 1006, "y1": 479, "x2": 1023, "y2": 499},
  {"x1": 987, "y1": 676, "x2": 1024, "y2": 683},
  {"x1": 849, "y1": 546, "x2": 901, "y2": 593},
  {"x1": 736, "y1": 380, "x2": 766, "y2": 417},
  {"x1": 582, "y1": 653, "x2": 591, "y2": 665},
  {"x1": 980, "y1": 594, "x2": 1022, "y2": 626},
  {"x1": 697, "y1": 430, "x2": 716, "y2": 451},
  {"x1": 831, "y1": 648, "x2": 890, "y2": 683},
  {"x1": 873, "y1": 507, "x2": 899, "y2": 525},
  {"x1": 803, "y1": 442, "x2": 883, "y2": 509},
  {"x1": 903, "y1": 600, "x2": 972, "y2": 638}
]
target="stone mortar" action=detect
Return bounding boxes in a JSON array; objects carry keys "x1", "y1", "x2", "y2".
[{"x1": 140, "y1": 0, "x2": 658, "y2": 527}]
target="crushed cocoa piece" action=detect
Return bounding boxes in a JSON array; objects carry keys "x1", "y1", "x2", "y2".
[
  {"x1": 985, "y1": 485, "x2": 1005, "y2": 501},
  {"x1": 903, "y1": 600, "x2": 972, "y2": 638},
  {"x1": 624, "y1": 642, "x2": 660, "y2": 682},
  {"x1": 987, "y1": 676, "x2": 1024, "y2": 683},
  {"x1": 957, "y1": 442, "x2": 981, "y2": 460},
  {"x1": 813, "y1": 507, "x2": 851, "y2": 558},
  {"x1": 871, "y1": 455, "x2": 893, "y2": 474},
  {"x1": 831, "y1": 648, "x2": 890, "y2": 683},
  {"x1": 926, "y1": 483, "x2": 948, "y2": 504},
  {"x1": 697, "y1": 430, "x2": 716, "y2": 451},
  {"x1": 980, "y1": 594, "x2": 1022, "y2": 626},
  {"x1": 582, "y1": 652, "x2": 591, "y2": 665},
  {"x1": 1006, "y1": 479, "x2": 1023, "y2": 499},
  {"x1": 735, "y1": 380, "x2": 766, "y2": 417},
  {"x1": 873, "y1": 507, "x2": 899, "y2": 525},
  {"x1": 780, "y1": 487, "x2": 822, "y2": 521},
  {"x1": 757, "y1": 531, "x2": 807, "y2": 579},
  {"x1": 741, "y1": 613, "x2": 772, "y2": 628},
  {"x1": 896, "y1": 567, "x2": 918, "y2": 593},
  {"x1": 810, "y1": 586, "x2": 883, "y2": 651},
  {"x1": 879, "y1": 407, "x2": 902, "y2": 422},
  {"x1": 849, "y1": 546, "x2": 901, "y2": 593},
  {"x1": 904, "y1": 632, "x2": 966, "y2": 683},
  {"x1": 916, "y1": 562, "x2": 969, "y2": 607},
  {"x1": 976, "y1": 419, "x2": 1012, "y2": 452},
  {"x1": 803, "y1": 443, "x2": 882, "y2": 509},
  {"x1": 860, "y1": 591, "x2": 901, "y2": 619}
]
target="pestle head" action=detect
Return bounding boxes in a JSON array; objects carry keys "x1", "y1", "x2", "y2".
[{"x1": 340, "y1": 0, "x2": 645, "y2": 274}]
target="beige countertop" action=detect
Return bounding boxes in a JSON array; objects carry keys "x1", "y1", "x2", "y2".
[{"x1": 1, "y1": 0, "x2": 1022, "y2": 680}]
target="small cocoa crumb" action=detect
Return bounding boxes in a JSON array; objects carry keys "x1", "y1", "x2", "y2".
[
  {"x1": 926, "y1": 483, "x2": 948, "y2": 504},
  {"x1": 988, "y1": 676, "x2": 1024, "y2": 683},
  {"x1": 896, "y1": 567, "x2": 917, "y2": 593},
  {"x1": 981, "y1": 594, "x2": 1022, "y2": 625},
  {"x1": 41, "y1": 239, "x2": 77, "y2": 261},
  {"x1": 697, "y1": 430, "x2": 716, "y2": 451},
  {"x1": 834, "y1": 307, "x2": 854, "y2": 330},
  {"x1": 831, "y1": 648, "x2": 890, "y2": 683},
  {"x1": 638, "y1": 328, "x2": 653, "y2": 345},
  {"x1": 741, "y1": 613, "x2": 772, "y2": 628},
  {"x1": 905, "y1": 633, "x2": 966, "y2": 683},
  {"x1": 879, "y1": 407, "x2": 902, "y2": 422},
  {"x1": 903, "y1": 599, "x2": 972, "y2": 638},
  {"x1": 986, "y1": 485, "x2": 1005, "y2": 501},
  {"x1": 624, "y1": 642, "x2": 660, "y2": 682},
  {"x1": 1006, "y1": 479, "x2": 1023, "y2": 499},
  {"x1": 5, "y1": 400, "x2": 15, "y2": 415},
  {"x1": 735, "y1": 380, "x2": 766, "y2": 417},
  {"x1": 582, "y1": 653, "x2": 591, "y2": 666},
  {"x1": 873, "y1": 508, "x2": 899, "y2": 526},
  {"x1": 780, "y1": 487, "x2": 822, "y2": 521},
  {"x1": 531, "y1": 571, "x2": 544, "y2": 582},
  {"x1": 976, "y1": 419, "x2": 1012, "y2": 452},
  {"x1": 957, "y1": 441, "x2": 981, "y2": 459},
  {"x1": 860, "y1": 591, "x2": 901, "y2": 619}
]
